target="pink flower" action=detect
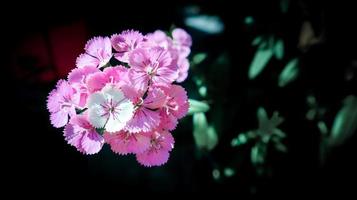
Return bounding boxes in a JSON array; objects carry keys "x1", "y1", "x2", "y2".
[
  {"x1": 172, "y1": 28, "x2": 192, "y2": 58},
  {"x1": 129, "y1": 47, "x2": 178, "y2": 92},
  {"x1": 111, "y1": 30, "x2": 144, "y2": 63},
  {"x1": 64, "y1": 114, "x2": 104, "y2": 154},
  {"x1": 87, "y1": 85, "x2": 134, "y2": 133},
  {"x1": 67, "y1": 66, "x2": 100, "y2": 107},
  {"x1": 47, "y1": 80, "x2": 78, "y2": 128},
  {"x1": 76, "y1": 37, "x2": 112, "y2": 68},
  {"x1": 125, "y1": 87, "x2": 166, "y2": 133},
  {"x1": 159, "y1": 85, "x2": 189, "y2": 130},
  {"x1": 86, "y1": 66, "x2": 129, "y2": 93},
  {"x1": 136, "y1": 130, "x2": 174, "y2": 167},
  {"x1": 103, "y1": 131, "x2": 150, "y2": 155},
  {"x1": 176, "y1": 57, "x2": 189, "y2": 83},
  {"x1": 145, "y1": 30, "x2": 172, "y2": 49}
]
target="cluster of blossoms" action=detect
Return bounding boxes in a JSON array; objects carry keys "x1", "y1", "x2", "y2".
[{"x1": 47, "y1": 28, "x2": 191, "y2": 167}]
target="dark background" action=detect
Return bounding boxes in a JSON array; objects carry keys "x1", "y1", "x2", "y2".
[{"x1": 5, "y1": 0, "x2": 357, "y2": 196}]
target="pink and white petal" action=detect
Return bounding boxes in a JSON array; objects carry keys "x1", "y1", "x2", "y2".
[
  {"x1": 129, "y1": 69, "x2": 150, "y2": 92},
  {"x1": 88, "y1": 105, "x2": 108, "y2": 129},
  {"x1": 129, "y1": 48, "x2": 149, "y2": 68},
  {"x1": 76, "y1": 53, "x2": 99, "y2": 68},
  {"x1": 153, "y1": 67, "x2": 178, "y2": 85},
  {"x1": 47, "y1": 89, "x2": 61, "y2": 113},
  {"x1": 50, "y1": 110, "x2": 69, "y2": 128},
  {"x1": 129, "y1": 133, "x2": 151, "y2": 154},
  {"x1": 136, "y1": 149, "x2": 170, "y2": 167},
  {"x1": 144, "y1": 87, "x2": 166, "y2": 109},
  {"x1": 87, "y1": 92, "x2": 106, "y2": 108},
  {"x1": 80, "y1": 131, "x2": 104, "y2": 155},
  {"x1": 172, "y1": 28, "x2": 192, "y2": 47},
  {"x1": 125, "y1": 108, "x2": 160, "y2": 133},
  {"x1": 85, "y1": 36, "x2": 112, "y2": 58},
  {"x1": 86, "y1": 72, "x2": 108, "y2": 93},
  {"x1": 105, "y1": 99, "x2": 134, "y2": 133},
  {"x1": 149, "y1": 47, "x2": 172, "y2": 68},
  {"x1": 68, "y1": 66, "x2": 99, "y2": 83}
]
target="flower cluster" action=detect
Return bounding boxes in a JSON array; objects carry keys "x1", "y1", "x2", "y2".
[{"x1": 47, "y1": 28, "x2": 191, "y2": 167}]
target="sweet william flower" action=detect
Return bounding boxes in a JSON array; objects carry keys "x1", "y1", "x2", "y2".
[{"x1": 87, "y1": 85, "x2": 134, "y2": 133}]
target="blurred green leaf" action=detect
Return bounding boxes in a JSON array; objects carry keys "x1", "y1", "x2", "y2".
[
  {"x1": 248, "y1": 46, "x2": 273, "y2": 80},
  {"x1": 192, "y1": 53, "x2": 207, "y2": 65},
  {"x1": 252, "y1": 36, "x2": 263, "y2": 46},
  {"x1": 224, "y1": 168, "x2": 235, "y2": 177},
  {"x1": 244, "y1": 16, "x2": 254, "y2": 25},
  {"x1": 193, "y1": 113, "x2": 218, "y2": 151},
  {"x1": 198, "y1": 86, "x2": 207, "y2": 97},
  {"x1": 188, "y1": 99, "x2": 210, "y2": 115},
  {"x1": 274, "y1": 39, "x2": 284, "y2": 60},
  {"x1": 251, "y1": 144, "x2": 265, "y2": 165},
  {"x1": 329, "y1": 95, "x2": 357, "y2": 146},
  {"x1": 317, "y1": 121, "x2": 328, "y2": 135},
  {"x1": 231, "y1": 133, "x2": 248, "y2": 147},
  {"x1": 306, "y1": 109, "x2": 316, "y2": 120},
  {"x1": 278, "y1": 57, "x2": 299, "y2": 87},
  {"x1": 212, "y1": 168, "x2": 221, "y2": 180},
  {"x1": 275, "y1": 142, "x2": 288, "y2": 153}
]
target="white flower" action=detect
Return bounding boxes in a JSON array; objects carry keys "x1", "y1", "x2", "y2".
[{"x1": 87, "y1": 85, "x2": 134, "y2": 133}]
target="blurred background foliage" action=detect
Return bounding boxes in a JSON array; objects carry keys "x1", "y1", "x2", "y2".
[{"x1": 5, "y1": 0, "x2": 357, "y2": 196}]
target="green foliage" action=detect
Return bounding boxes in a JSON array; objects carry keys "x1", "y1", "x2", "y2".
[
  {"x1": 193, "y1": 113, "x2": 218, "y2": 151},
  {"x1": 278, "y1": 58, "x2": 299, "y2": 87},
  {"x1": 188, "y1": 99, "x2": 210, "y2": 115},
  {"x1": 329, "y1": 95, "x2": 357, "y2": 146}
]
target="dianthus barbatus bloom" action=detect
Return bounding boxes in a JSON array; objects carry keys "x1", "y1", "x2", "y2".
[
  {"x1": 87, "y1": 85, "x2": 134, "y2": 133},
  {"x1": 76, "y1": 36, "x2": 112, "y2": 68}
]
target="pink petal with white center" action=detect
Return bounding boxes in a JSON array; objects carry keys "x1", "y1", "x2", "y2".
[
  {"x1": 144, "y1": 87, "x2": 166, "y2": 109},
  {"x1": 149, "y1": 47, "x2": 173, "y2": 68},
  {"x1": 76, "y1": 53, "x2": 99, "y2": 68},
  {"x1": 153, "y1": 65, "x2": 178, "y2": 86},
  {"x1": 125, "y1": 107, "x2": 161, "y2": 133},
  {"x1": 111, "y1": 30, "x2": 144, "y2": 63},
  {"x1": 104, "y1": 131, "x2": 150, "y2": 155},
  {"x1": 129, "y1": 48, "x2": 149, "y2": 68}
]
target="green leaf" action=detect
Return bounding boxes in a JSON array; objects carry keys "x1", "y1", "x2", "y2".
[
  {"x1": 329, "y1": 95, "x2": 357, "y2": 146},
  {"x1": 224, "y1": 168, "x2": 235, "y2": 177},
  {"x1": 231, "y1": 133, "x2": 248, "y2": 147},
  {"x1": 212, "y1": 169, "x2": 220, "y2": 180},
  {"x1": 75, "y1": 108, "x2": 88, "y2": 115},
  {"x1": 244, "y1": 16, "x2": 254, "y2": 26},
  {"x1": 248, "y1": 47, "x2": 273, "y2": 79},
  {"x1": 275, "y1": 142, "x2": 288, "y2": 153},
  {"x1": 278, "y1": 58, "x2": 299, "y2": 87},
  {"x1": 192, "y1": 53, "x2": 207, "y2": 65},
  {"x1": 251, "y1": 144, "x2": 265, "y2": 165},
  {"x1": 198, "y1": 86, "x2": 207, "y2": 97},
  {"x1": 274, "y1": 39, "x2": 284, "y2": 60},
  {"x1": 193, "y1": 113, "x2": 218, "y2": 151},
  {"x1": 252, "y1": 36, "x2": 263, "y2": 46},
  {"x1": 317, "y1": 121, "x2": 328, "y2": 135},
  {"x1": 188, "y1": 99, "x2": 210, "y2": 115},
  {"x1": 280, "y1": 0, "x2": 290, "y2": 13}
]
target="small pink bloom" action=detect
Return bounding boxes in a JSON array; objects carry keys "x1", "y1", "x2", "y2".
[
  {"x1": 162, "y1": 84, "x2": 189, "y2": 119},
  {"x1": 176, "y1": 57, "x2": 189, "y2": 83},
  {"x1": 67, "y1": 66, "x2": 99, "y2": 107},
  {"x1": 87, "y1": 85, "x2": 134, "y2": 133},
  {"x1": 172, "y1": 28, "x2": 192, "y2": 58},
  {"x1": 47, "y1": 80, "x2": 78, "y2": 128},
  {"x1": 111, "y1": 30, "x2": 144, "y2": 63},
  {"x1": 86, "y1": 65, "x2": 129, "y2": 93},
  {"x1": 136, "y1": 130, "x2": 174, "y2": 167},
  {"x1": 125, "y1": 88, "x2": 166, "y2": 133},
  {"x1": 64, "y1": 114, "x2": 104, "y2": 154},
  {"x1": 76, "y1": 37, "x2": 112, "y2": 68},
  {"x1": 129, "y1": 47, "x2": 178, "y2": 92},
  {"x1": 104, "y1": 131, "x2": 150, "y2": 155}
]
